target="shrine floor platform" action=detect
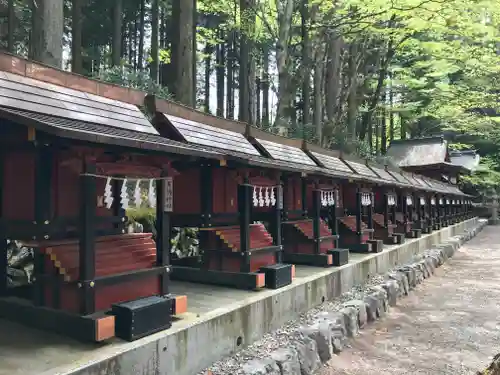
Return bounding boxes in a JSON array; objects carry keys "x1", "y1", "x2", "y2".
[{"x1": 0, "y1": 218, "x2": 479, "y2": 375}]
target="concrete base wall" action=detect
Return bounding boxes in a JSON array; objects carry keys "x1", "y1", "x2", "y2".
[{"x1": 66, "y1": 218, "x2": 478, "y2": 375}]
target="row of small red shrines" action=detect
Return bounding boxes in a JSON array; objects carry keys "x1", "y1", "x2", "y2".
[{"x1": 0, "y1": 55, "x2": 472, "y2": 344}]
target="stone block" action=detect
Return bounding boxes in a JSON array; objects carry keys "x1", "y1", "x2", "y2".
[
  {"x1": 270, "y1": 348, "x2": 301, "y2": 375},
  {"x1": 343, "y1": 300, "x2": 368, "y2": 328},
  {"x1": 241, "y1": 359, "x2": 281, "y2": 375},
  {"x1": 293, "y1": 335, "x2": 322, "y2": 375}
]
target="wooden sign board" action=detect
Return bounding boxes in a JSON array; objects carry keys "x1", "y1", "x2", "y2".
[{"x1": 164, "y1": 177, "x2": 173, "y2": 212}]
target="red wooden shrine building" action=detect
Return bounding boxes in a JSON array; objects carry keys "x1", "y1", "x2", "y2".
[{"x1": 0, "y1": 53, "x2": 473, "y2": 343}]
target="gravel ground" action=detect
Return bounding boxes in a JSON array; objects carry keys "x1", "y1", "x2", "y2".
[
  {"x1": 200, "y1": 272, "x2": 389, "y2": 375},
  {"x1": 321, "y1": 225, "x2": 499, "y2": 375}
]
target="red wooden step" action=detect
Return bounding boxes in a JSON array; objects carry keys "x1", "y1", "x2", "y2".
[
  {"x1": 215, "y1": 224, "x2": 274, "y2": 251},
  {"x1": 42, "y1": 234, "x2": 157, "y2": 281}
]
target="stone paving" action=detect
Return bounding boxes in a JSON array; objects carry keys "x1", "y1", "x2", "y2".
[{"x1": 321, "y1": 225, "x2": 500, "y2": 375}]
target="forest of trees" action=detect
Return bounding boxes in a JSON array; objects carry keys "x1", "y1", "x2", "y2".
[{"x1": 1, "y1": 0, "x2": 499, "y2": 193}]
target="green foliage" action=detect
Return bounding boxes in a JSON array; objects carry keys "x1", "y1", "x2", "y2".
[
  {"x1": 126, "y1": 207, "x2": 157, "y2": 235},
  {"x1": 94, "y1": 66, "x2": 171, "y2": 99}
]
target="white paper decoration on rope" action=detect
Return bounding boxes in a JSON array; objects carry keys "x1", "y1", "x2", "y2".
[
  {"x1": 406, "y1": 196, "x2": 413, "y2": 206},
  {"x1": 446, "y1": 199, "x2": 450, "y2": 205},
  {"x1": 148, "y1": 180, "x2": 156, "y2": 208},
  {"x1": 133, "y1": 180, "x2": 142, "y2": 207},
  {"x1": 252, "y1": 185, "x2": 279, "y2": 208},
  {"x1": 387, "y1": 195, "x2": 396, "y2": 206},
  {"x1": 361, "y1": 192, "x2": 371, "y2": 206},
  {"x1": 264, "y1": 187, "x2": 271, "y2": 206},
  {"x1": 120, "y1": 178, "x2": 129, "y2": 209},
  {"x1": 320, "y1": 190, "x2": 335, "y2": 207},
  {"x1": 431, "y1": 197, "x2": 436, "y2": 206},
  {"x1": 439, "y1": 198, "x2": 444, "y2": 205},
  {"x1": 420, "y1": 197, "x2": 426, "y2": 206},
  {"x1": 258, "y1": 187, "x2": 264, "y2": 207},
  {"x1": 270, "y1": 188, "x2": 276, "y2": 206},
  {"x1": 104, "y1": 177, "x2": 113, "y2": 209}
]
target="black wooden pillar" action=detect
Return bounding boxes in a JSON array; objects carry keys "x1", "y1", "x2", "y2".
[
  {"x1": 355, "y1": 189, "x2": 362, "y2": 241},
  {"x1": 417, "y1": 195, "x2": 423, "y2": 222},
  {"x1": 281, "y1": 175, "x2": 289, "y2": 222},
  {"x1": 311, "y1": 189, "x2": 321, "y2": 254},
  {"x1": 156, "y1": 172, "x2": 171, "y2": 295},
  {"x1": 199, "y1": 162, "x2": 213, "y2": 269},
  {"x1": 328, "y1": 190, "x2": 339, "y2": 247},
  {"x1": 301, "y1": 176, "x2": 307, "y2": 217},
  {"x1": 238, "y1": 182, "x2": 252, "y2": 273},
  {"x1": 383, "y1": 193, "x2": 390, "y2": 228},
  {"x1": 0, "y1": 150, "x2": 6, "y2": 297},
  {"x1": 367, "y1": 193, "x2": 374, "y2": 230},
  {"x1": 273, "y1": 184, "x2": 283, "y2": 263},
  {"x1": 33, "y1": 145, "x2": 53, "y2": 306},
  {"x1": 78, "y1": 161, "x2": 96, "y2": 315}
]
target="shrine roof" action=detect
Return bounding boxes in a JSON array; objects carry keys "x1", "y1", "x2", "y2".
[
  {"x1": 386, "y1": 136, "x2": 449, "y2": 168},
  {"x1": 342, "y1": 159, "x2": 379, "y2": 179},
  {"x1": 159, "y1": 113, "x2": 262, "y2": 157},
  {"x1": 252, "y1": 137, "x2": 317, "y2": 167},
  {"x1": 449, "y1": 149, "x2": 480, "y2": 172},
  {"x1": 367, "y1": 164, "x2": 397, "y2": 182},
  {"x1": 307, "y1": 150, "x2": 354, "y2": 177},
  {"x1": 0, "y1": 107, "x2": 223, "y2": 159},
  {"x1": 0, "y1": 71, "x2": 158, "y2": 135}
]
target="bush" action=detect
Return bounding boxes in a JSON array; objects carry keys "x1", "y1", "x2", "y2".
[{"x1": 126, "y1": 207, "x2": 156, "y2": 237}]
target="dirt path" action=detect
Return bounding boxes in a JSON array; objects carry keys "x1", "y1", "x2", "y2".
[{"x1": 321, "y1": 225, "x2": 500, "y2": 375}]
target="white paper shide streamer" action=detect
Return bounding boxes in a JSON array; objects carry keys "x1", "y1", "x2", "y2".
[{"x1": 104, "y1": 177, "x2": 114, "y2": 209}]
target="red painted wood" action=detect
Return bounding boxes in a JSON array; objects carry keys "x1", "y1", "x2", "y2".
[{"x1": 41, "y1": 233, "x2": 160, "y2": 313}]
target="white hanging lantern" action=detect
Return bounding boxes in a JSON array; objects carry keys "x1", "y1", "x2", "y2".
[
  {"x1": 258, "y1": 187, "x2": 264, "y2": 207},
  {"x1": 133, "y1": 179, "x2": 142, "y2": 207},
  {"x1": 148, "y1": 179, "x2": 156, "y2": 208},
  {"x1": 270, "y1": 187, "x2": 276, "y2": 206},
  {"x1": 264, "y1": 187, "x2": 271, "y2": 206},
  {"x1": 104, "y1": 177, "x2": 113, "y2": 209},
  {"x1": 120, "y1": 178, "x2": 129, "y2": 209}
]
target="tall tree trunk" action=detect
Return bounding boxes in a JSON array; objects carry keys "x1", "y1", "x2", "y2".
[
  {"x1": 127, "y1": 22, "x2": 133, "y2": 66},
  {"x1": 313, "y1": 49, "x2": 324, "y2": 142},
  {"x1": 389, "y1": 74, "x2": 395, "y2": 142},
  {"x1": 71, "y1": 0, "x2": 83, "y2": 73},
  {"x1": 256, "y1": 76, "x2": 261, "y2": 126},
  {"x1": 138, "y1": 0, "x2": 145, "y2": 69},
  {"x1": 216, "y1": 33, "x2": 225, "y2": 117},
  {"x1": 274, "y1": 0, "x2": 295, "y2": 135},
  {"x1": 203, "y1": 42, "x2": 212, "y2": 113},
  {"x1": 324, "y1": 32, "x2": 342, "y2": 143},
  {"x1": 261, "y1": 43, "x2": 270, "y2": 127},
  {"x1": 31, "y1": 0, "x2": 64, "y2": 68},
  {"x1": 133, "y1": 18, "x2": 138, "y2": 70},
  {"x1": 7, "y1": 0, "x2": 14, "y2": 53},
  {"x1": 150, "y1": 0, "x2": 159, "y2": 83},
  {"x1": 112, "y1": 0, "x2": 122, "y2": 67},
  {"x1": 239, "y1": 0, "x2": 256, "y2": 124},
  {"x1": 226, "y1": 32, "x2": 235, "y2": 119},
  {"x1": 160, "y1": 8, "x2": 165, "y2": 49},
  {"x1": 400, "y1": 114, "x2": 407, "y2": 140},
  {"x1": 300, "y1": 0, "x2": 311, "y2": 126},
  {"x1": 171, "y1": 0, "x2": 195, "y2": 106},
  {"x1": 347, "y1": 42, "x2": 358, "y2": 141},
  {"x1": 381, "y1": 87, "x2": 388, "y2": 154}
]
